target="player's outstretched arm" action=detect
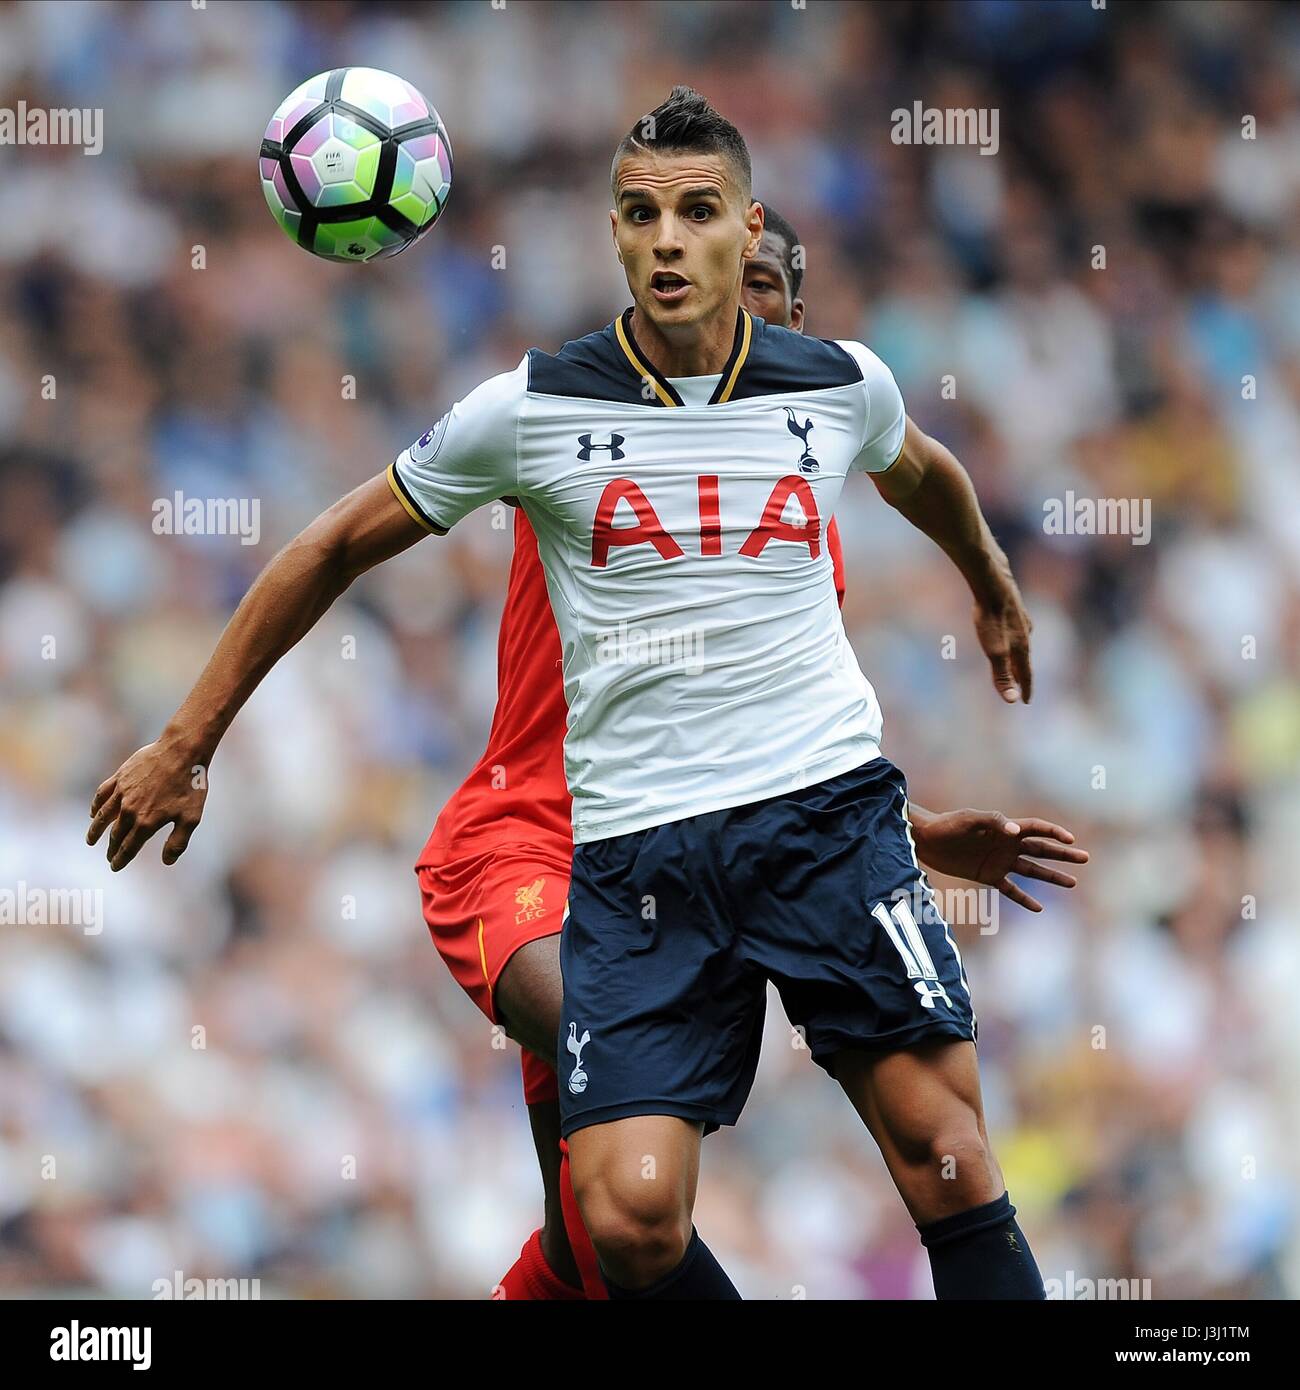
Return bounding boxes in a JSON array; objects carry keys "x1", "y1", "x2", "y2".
[
  {"x1": 873, "y1": 419, "x2": 1032, "y2": 705},
  {"x1": 87, "y1": 473, "x2": 430, "y2": 871},
  {"x1": 908, "y1": 804, "x2": 1089, "y2": 912}
]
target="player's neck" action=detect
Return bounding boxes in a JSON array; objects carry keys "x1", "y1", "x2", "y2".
[{"x1": 628, "y1": 298, "x2": 742, "y2": 378}]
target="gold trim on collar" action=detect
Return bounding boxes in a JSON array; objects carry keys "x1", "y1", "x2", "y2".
[
  {"x1": 714, "y1": 309, "x2": 752, "y2": 404},
  {"x1": 615, "y1": 306, "x2": 754, "y2": 407},
  {"x1": 615, "y1": 312, "x2": 680, "y2": 407}
]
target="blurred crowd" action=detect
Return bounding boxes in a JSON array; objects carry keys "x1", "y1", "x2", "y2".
[{"x1": 1, "y1": 0, "x2": 1298, "y2": 1298}]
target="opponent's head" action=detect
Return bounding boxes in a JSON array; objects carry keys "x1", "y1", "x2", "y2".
[
  {"x1": 610, "y1": 86, "x2": 762, "y2": 331},
  {"x1": 741, "y1": 203, "x2": 805, "y2": 333}
]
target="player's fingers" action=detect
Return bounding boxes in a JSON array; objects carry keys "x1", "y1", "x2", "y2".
[
  {"x1": 1013, "y1": 641, "x2": 1033, "y2": 704},
  {"x1": 105, "y1": 807, "x2": 143, "y2": 863},
  {"x1": 981, "y1": 812, "x2": 1022, "y2": 836},
  {"x1": 1013, "y1": 858, "x2": 1078, "y2": 889},
  {"x1": 86, "y1": 790, "x2": 122, "y2": 846},
  {"x1": 161, "y1": 819, "x2": 197, "y2": 866},
  {"x1": 1019, "y1": 837, "x2": 1089, "y2": 863},
  {"x1": 998, "y1": 877, "x2": 1042, "y2": 912},
  {"x1": 987, "y1": 649, "x2": 1020, "y2": 704},
  {"x1": 90, "y1": 776, "x2": 118, "y2": 817},
  {"x1": 1009, "y1": 818, "x2": 1074, "y2": 843},
  {"x1": 109, "y1": 819, "x2": 152, "y2": 873}
]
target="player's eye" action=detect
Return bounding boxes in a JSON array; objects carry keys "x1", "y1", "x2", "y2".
[
  {"x1": 688, "y1": 204, "x2": 713, "y2": 220},
  {"x1": 748, "y1": 278, "x2": 775, "y2": 292},
  {"x1": 628, "y1": 206, "x2": 654, "y2": 223}
]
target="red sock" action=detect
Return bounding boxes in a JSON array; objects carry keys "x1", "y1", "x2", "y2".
[
  {"x1": 558, "y1": 1139, "x2": 608, "y2": 1299},
  {"x1": 493, "y1": 1228, "x2": 585, "y2": 1301}
]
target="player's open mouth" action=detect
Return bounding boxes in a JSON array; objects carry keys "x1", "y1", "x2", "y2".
[{"x1": 650, "y1": 271, "x2": 691, "y2": 303}]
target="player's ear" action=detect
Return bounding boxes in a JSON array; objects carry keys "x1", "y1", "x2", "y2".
[
  {"x1": 745, "y1": 200, "x2": 764, "y2": 258},
  {"x1": 609, "y1": 207, "x2": 623, "y2": 263},
  {"x1": 789, "y1": 297, "x2": 805, "y2": 333}
]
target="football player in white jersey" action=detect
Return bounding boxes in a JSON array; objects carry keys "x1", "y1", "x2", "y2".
[{"x1": 90, "y1": 87, "x2": 1052, "y2": 1299}]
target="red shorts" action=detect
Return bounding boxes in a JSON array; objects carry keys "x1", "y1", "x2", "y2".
[{"x1": 418, "y1": 844, "x2": 570, "y2": 1106}]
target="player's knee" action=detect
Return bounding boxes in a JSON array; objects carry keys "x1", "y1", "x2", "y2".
[
  {"x1": 574, "y1": 1173, "x2": 690, "y2": 1283},
  {"x1": 928, "y1": 1124, "x2": 997, "y2": 1194}
]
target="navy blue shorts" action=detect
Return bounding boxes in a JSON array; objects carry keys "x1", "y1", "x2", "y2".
[{"x1": 558, "y1": 756, "x2": 976, "y2": 1138}]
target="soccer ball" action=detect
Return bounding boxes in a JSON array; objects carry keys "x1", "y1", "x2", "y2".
[{"x1": 259, "y1": 67, "x2": 452, "y2": 263}]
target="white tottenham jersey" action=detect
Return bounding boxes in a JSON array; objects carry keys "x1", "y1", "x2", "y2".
[{"x1": 390, "y1": 307, "x2": 906, "y2": 843}]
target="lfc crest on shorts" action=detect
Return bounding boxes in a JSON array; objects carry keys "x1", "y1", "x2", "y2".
[{"x1": 514, "y1": 877, "x2": 546, "y2": 923}]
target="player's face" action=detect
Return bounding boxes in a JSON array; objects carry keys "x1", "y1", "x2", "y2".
[
  {"x1": 610, "y1": 151, "x2": 762, "y2": 332},
  {"x1": 740, "y1": 230, "x2": 805, "y2": 333}
]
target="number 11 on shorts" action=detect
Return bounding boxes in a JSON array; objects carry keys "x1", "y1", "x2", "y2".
[{"x1": 871, "y1": 899, "x2": 954, "y2": 1011}]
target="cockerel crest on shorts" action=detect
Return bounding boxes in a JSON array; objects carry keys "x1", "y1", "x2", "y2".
[{"x1": 566, "y1": 1022, "x2": 591, "y2": 1095}]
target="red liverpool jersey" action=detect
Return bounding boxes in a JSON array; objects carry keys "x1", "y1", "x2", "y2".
[{"x1": 418, "y1": 508, "x2": 847, "y2": 867}]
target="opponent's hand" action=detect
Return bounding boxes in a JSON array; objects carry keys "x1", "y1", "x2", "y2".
[
  {"x1": 912, "y1": 810, "x2": 1087, "y2": 912},
  {"x1": 973, "y1": 589, "x2": 1033, "y2": 704},
  {"x1": 87, "y1": 738, "x2": 208, "y2": 871}
]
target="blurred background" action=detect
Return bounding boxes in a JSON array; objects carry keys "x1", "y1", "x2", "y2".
[{"x1": 1, "y1": 0, "x2": 1298, "y2": 1299}]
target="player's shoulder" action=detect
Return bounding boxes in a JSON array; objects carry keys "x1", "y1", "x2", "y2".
[
  {"x1": 526, "y1": 310, "x2": 877, "y2": 406},
  {"x1": 729, "y1": 315, "x2": 865, "y2": 400},
  {"x1": 470, "y1": 353, "x2": 531, "y2": 406},
  {"x1": 828, "y1": 337, "x2": 898, "y2": 391},
  {"x1": 527, "y1": 316, "x2": 647, "y2": 405},
  {"x1": 425, "y1": 354, "x2": 530, "y2": 441}
]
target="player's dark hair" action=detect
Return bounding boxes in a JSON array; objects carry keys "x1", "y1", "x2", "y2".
[
  {"x1": 758, "y1": 203, "x2": 804, "y2": 301},
  {"x1": 611, "y1": 85, "x2": 752, "y2": 200}
]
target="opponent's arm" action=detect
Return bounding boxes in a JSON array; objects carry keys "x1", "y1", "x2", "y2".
[
  {"x1": 873, "y1": 418, "x2": 1032, "y2": 704},
  {"x1": 88, "y1": 474, "x2": 429, "y2": 870}
]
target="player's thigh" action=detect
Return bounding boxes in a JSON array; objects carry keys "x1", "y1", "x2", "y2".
[
  {"x1": 834, "y1": 1036, "x2": 988, "y2": 1158},
  {"x1": 749, "y1": 756, "x2": 976, "y2": 1068},
  {"x1": 567, "y1": 1114, "x2": 702, "y2": 1238},
  {"x1": 496, "y1": 931, "x2": 563, "y2": 1059},
  {"x1": 834, "y1": 1039, "x2": 1002, "y2": 1214},
  {"x1": 557, "y1": 827, "x2": 766, "y2": 1139},
  {"x1": 418, "y1": 848, "x2": 569, "y2": 1054}
]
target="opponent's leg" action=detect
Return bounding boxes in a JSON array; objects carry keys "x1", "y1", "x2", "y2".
[
  {"x1": 495, "y1": 931, "x2": 564, "y2": 1059},
  {"x1": 492, "y1": 1094, "x2": 582, "y2": 1299},
  {"x1": 834, "y1": 1039, "x2": 1043, "y2": 1299},
  {"x1": 494, "y1": 934, "x2": 588, "y2": 1294},
  {"x1": 568, "y1": 1115, "x2": 738, "y2": 1298},
  {"x1": 558, "y1": 1138, "x2": 606, "y2": 1298},
  {"x1": 420, "y1": 858, "x2": 595, "y2": 1298}
]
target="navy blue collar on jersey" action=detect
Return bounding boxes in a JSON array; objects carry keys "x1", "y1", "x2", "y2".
[
  {"x1": 614, "y1": 306, "x2": 753, "y2": 407},
  {"x1": 526, "y1": 308, "x2": 863, "y2": 406}
]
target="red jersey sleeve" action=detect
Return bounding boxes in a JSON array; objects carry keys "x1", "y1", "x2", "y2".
[{"x1": 828, "y1": 516, "x2": 846, "y2": 608}]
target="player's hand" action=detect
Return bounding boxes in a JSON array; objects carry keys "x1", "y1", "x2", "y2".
[
  {"x1": 973, "y1": 588, "x2": 1033, "y2": 704},
  {"x1": 912, "y1": 810, "x2": 1087, "y2": 912},
  {"x1": 86, "y1": 738, "x2": 208, "y2": 871}
]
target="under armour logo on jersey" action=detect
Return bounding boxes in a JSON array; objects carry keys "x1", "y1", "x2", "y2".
[
  {"x1": 577, "y1": 433, "x2": 625, "y2": 461},
  {"x1": 566, "y1": 1022, "x2": 591, "y2": 1094},
  {"x1": 784, "y1": 408, "x2": 819, "y2": 474}
]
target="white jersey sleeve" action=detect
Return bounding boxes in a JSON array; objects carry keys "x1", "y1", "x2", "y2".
[
  {"x1": 835, "y1": 340, "x2": 907, "y2": 474},
  {"x1": 388, "y1": 356, "x2": 527, "y2": 532}
]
